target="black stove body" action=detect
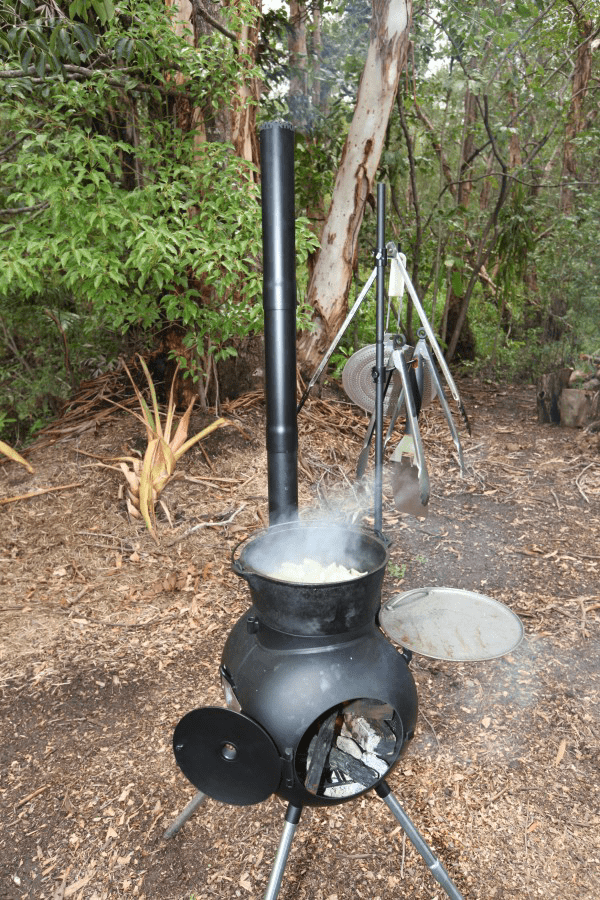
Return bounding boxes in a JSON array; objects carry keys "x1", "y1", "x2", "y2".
[
  {"x1": 218, "y1": 601, "x2": 418, "y2": 808},
  {"x1": 221, "y1": 520, "x2": 417, "y2": 807}
]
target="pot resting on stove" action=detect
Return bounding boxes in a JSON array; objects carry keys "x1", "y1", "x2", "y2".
[{"x1": 173, "y1": 522, "x2": 418, "y2": 807}]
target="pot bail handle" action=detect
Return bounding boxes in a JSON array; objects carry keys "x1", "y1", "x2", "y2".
[{"x1": 231, "y1": 532, "x2": 257, "y2": 577}]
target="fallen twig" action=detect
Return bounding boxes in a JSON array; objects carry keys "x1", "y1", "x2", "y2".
[
  {"x1": 166, "y1": 504, "x2": 247, "y2": 546},
  {"x1": 69, "y1": 613, "x2": 178, "y2": 628},
  {"x1": 575, "y1": 462, "x2": 596, "y2": 503},
  {"x1": 16, "y1": 784, "x2": 50, "y2": 809},
  {"x1": 0, "y1": 482, "x2": 82, "y2": 505}
]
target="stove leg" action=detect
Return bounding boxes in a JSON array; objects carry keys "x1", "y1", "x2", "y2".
[
  {"x1": 376, "y1": 780, "x2": 464, "y2": 900},
  {"x1": 163, "y1": 791, "x2": 207, "y2": 840},
  {"x1": 263, "y1": 804, "x2": 302, "y2": 900}
]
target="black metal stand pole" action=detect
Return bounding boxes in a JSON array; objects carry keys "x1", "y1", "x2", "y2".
[
  {"x1": 375, "y1": 781, "x2": 464, "y2": 899},
  {"x1": 263, "y1": 804, "x2": 302, "y2": 900},
  {"x1": 373, "y1": 183, "x2": 387, "y2": 535}
]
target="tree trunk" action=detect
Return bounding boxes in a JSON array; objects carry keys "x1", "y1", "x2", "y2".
[
  {"x1": 561, "y1": 12, "x2": 594, "y2": 212},
  {"x1": 297, "y1": 0, "x2": 412, "y2": 372},
  {"x1": 168, "y1": 0, "x2": 260, "y2": 165},
  {"x1": 537, "y1": 369, "x2": 573, "y2": 424},
  {"x1": 457, "y1": 86, "x2": 477, "y2": 209},
  {"x1": 288, "y1": 0, "x2": 308, "y2": 127},
  {"x1": 162, "y1": 0, "x2": 261, "y2": 408},
  {"x1": 230, "y1": 0, "x2": 261, "y2": 168},
  {"x1": 444, "y1": 290, "x2": 476, "y2": 361},
  {"x1": 166, "y1": 0, "x2": 207, "y2": 141}
]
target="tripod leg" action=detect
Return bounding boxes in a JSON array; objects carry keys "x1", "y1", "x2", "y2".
[
  {"x1": 376, "y1": 781, "x2": 464, "y2": 900},
  {"x1": 163, "y1": 791, "x2": 207, "y2": 840},
  {"x1": 263, "y1": 804, "x2": 302, "y2": 900}
]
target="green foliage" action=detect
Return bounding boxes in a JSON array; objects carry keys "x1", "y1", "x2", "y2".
[
  {"x1": 0, "y1": 292, "x2": 121, "y2": 442},
  {"x1": 368, "y1": 0, "x2": 600, "y2": 379},
  {"x1": 0, "y1": 0, "x2": 320, "y2": 441},
  {"x1": 388, "y1": 562, "x2": 407, "y2": 580},
  {"x1": 2, "y1": 0, "x2": 599, "y2": 444}
]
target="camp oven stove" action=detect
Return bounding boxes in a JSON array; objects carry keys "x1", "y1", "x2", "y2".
[{"x1": 167, "y1": 122, "x2": 464, "y2": 900}]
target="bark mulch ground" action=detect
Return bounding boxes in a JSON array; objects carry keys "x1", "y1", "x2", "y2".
[{"x1": 0, "y1": 376, "x2": 599, "y2": 900}]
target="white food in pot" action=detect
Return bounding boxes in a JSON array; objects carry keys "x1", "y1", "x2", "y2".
[{"x1": 273, "y1": 558, "x2": 366, "y2": 583}]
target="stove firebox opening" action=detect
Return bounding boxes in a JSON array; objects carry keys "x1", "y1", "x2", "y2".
[{"x1": 296, "y1": 698, "x2": 403, "y2": 799}]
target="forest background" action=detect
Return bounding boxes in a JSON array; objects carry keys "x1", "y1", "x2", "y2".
[{"x1": 1, "y1": 0, "x2": 599, "y2": 446}]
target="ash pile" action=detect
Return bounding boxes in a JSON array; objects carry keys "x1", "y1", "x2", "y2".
[{"x1": 303, "y1": 700, "x2": 400, "y2": 799}]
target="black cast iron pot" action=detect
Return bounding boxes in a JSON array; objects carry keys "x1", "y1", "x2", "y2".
[{"x1": 231, "y1": 523, "x2": 389, "y2": 636}]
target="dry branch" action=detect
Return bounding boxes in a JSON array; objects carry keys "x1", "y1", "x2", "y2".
[{"x1": 0, "y1": 482, "x2": 82, "y2": 505}]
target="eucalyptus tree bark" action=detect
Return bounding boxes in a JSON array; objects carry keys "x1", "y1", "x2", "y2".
[
  {"x1": 297, "y1": 0, "x2": 412, "y2": 372},
  {"x1": 560, "y1": 5, "x2": 594, "y2": 213},
  {"x1": 166, "y1": 0, "x2": 260, "y2": 166},
  {"x1": 288, "y1": 0, "x2": 308, "y2": 127},
  {"x1": 166, "y1": 0, "x2": 207, "y2": 141}
]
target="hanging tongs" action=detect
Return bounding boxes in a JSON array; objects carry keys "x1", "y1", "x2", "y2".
[{"x1": 388, "y1": 340, "x2": 430, "y2": 517}]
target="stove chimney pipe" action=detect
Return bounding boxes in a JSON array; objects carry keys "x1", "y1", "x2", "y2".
[{"x1": 260, "y1": 122, "x2": 299, "y2": 524}]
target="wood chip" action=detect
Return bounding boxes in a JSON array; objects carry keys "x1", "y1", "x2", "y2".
[{"x1": 554, "y1": 738, "x2": 567, "y2": 766}]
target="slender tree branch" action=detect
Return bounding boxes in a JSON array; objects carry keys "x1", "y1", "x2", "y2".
[
  {"x1": 0, "y1": 315, "x2": 35, "y2": 376},
  {"x1": 446, "y1": 94, "x2": 510, "y2": 362},
  {"x1": 44, "y1": 308, "x2": 72, "y2": 385},
  {"x1": 0, "y1": 135, "x2": 26, "y2": 160},
  {"x1": 0, "y1": 63, "x2": 198, "y2": 98},
  {"x1": 0, "y1": 64, "x2": 134, "y2": 79},
  {"x1": 191, "y1": 0, "x2": 238, "y2": 43},
  {"x1": 0, "y1": 204, "x2": 49, "y2": 235},
  {"x1": 485, "y1": 0, "x2": 561, "y2": 87},
  {"x1": 1, "y1": 201, "x2": 50, "y2": 216},
  {"x1": 462, "y1": 21, "x2": 600, "y2": 171},
  {"x1": 397, "y1": 90, "x2": 424, "y2": 342}
]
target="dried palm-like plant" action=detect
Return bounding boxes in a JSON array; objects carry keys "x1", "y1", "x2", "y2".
[
  {"x1": 0, "y1": 440, "x2": 34, "y2": 473},
  {"x1": 119, "y1": 356, "x2": 230, "y2": 541}
]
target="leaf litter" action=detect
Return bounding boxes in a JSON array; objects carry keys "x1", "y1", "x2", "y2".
[{"x1": 0, "y1": 377, "x2": 599, "y2": 899}]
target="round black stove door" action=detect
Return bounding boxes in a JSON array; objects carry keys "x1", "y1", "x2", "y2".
[{"x1": 173, "y1": 707, "x2": 282, "y2": 806}]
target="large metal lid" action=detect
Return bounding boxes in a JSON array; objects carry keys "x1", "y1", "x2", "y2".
[
  {"x1": 379, "y1": 587, "x2": 524, "y2": 661},
  {"x1": 173, "y1": 707, "x2": 282, "y2": 806},
  {"x1": 342, "y1": 340, "x2": 436, "y2": 415},
  {"x1": 342, "y1": 340, "x2": 402, "y2": 414}
]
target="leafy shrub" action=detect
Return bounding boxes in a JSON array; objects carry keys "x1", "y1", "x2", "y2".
[{"x1": 0, "y1": 0, "x2": 318, "y2": 441}]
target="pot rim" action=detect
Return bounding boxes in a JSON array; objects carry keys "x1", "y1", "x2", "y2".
[{"x1": 231, "y1": 521, "x2": 390, "y2": 586}]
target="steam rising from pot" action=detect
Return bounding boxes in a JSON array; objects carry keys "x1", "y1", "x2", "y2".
[{"x1": 239, "y1": 522, "x2": 378, "y2": 583}]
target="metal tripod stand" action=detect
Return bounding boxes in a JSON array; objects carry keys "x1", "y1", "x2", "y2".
[
  {"x1": 164, "y1": 779, "x2": 464, "y2": 900},
  {"x1": 263, "y1": 781, "x2": 464, "y2": 900}
]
